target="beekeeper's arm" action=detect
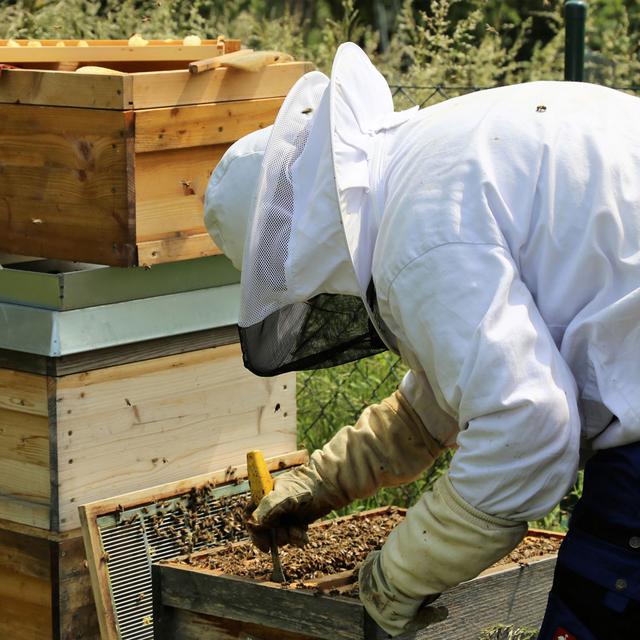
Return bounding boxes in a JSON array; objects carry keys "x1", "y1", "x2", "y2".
[
  {"x1": 247, "y1": 374, "x2": 458, "y2": 551},
  {"x1": 359, "y1": 242, "x2": 582, "y2": 636}
]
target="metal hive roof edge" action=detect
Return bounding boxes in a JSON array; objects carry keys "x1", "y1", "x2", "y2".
[
  {"x1": 0, "y1": 255, "x2": 240, "y2": 310},
  {"x1": 0, "y1": 284, "x2": 241, "y2": 356}
]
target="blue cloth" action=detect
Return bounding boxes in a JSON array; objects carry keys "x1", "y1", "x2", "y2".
[{"x1": 537, "y1": 440, "x2": 640, "y2": 639}]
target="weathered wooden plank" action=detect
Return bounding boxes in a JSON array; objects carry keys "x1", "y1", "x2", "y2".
[
  {"x1": 0, "y1": 518, "x2": 81, "y2": 541},
  {"x1": 0, "y1": 43, "x2": 224, "y2": 64},
  {"x1": 136, "y1": 233, "x2": 221, "y2": 266},
  {"x1": 55, "y1": 344, "x2": 296, "y2": 530},
  {"x1": 0, "y1": 38, "x2": 238, "y2": 47},
  {"x1": 0, "y1": 68, "x2": 132, "y2": 109},
  {"x1": 0, "y1": 408, "x2": 49, "y2": 466},
  {"x1": 398, "y1": 558, "x2": 556, "y2": 640},
  {"x1": 0, "y1": 457, "x2": 50, "y2": 506},
  {"x1": 155, "y1": 564, "x2": 365, "y2": 640},
  {"x1": 0, "y1": 104, "x2": 136, "y2": 265},
  {"x1": 0, "y1": 408, "x2": 50, "y2": 527},
  {"x1": 0, "y1": 529, "x2": 52, "y2": 640},
  {"x1": 0, "y1": 496, "x2": 50, "y2": 530},
  {"x1": 55, "y1": 535, "x2": 99, "y2": 639},
  {"x1": 0, "y1": 525, "x2": 98, "y2": 640},
  {"x1": 0, "y1": 326, "x2": 239, "y2": 376},
  {"x1": 0, "y1": 429, "x2": 50, "y2": 529},
  {"x1": 160, "y1": 609, "x2": 316, "y2": 640},
  {"x1": 130, "y1": 61, "x2": 313, "y2": 109},
  {"x1": 0, "y1": 368, "x2": 48, "y2": 416},
  {"x1": 134, "y1": 97, "x2": 282, "y2": 152},
  {"x1": 0, "y1": 594, "x2": 53, "y2": 640},
  {"x1": 0, "y1": 527, "x2": 50, "y2": 580},
  {"x1": 134, "y1": 143, "x2": 229, "y2": 240}
]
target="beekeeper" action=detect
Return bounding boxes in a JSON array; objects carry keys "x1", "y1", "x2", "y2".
[{"x1": 204, "y1": 43, "x2": 640, "y2": 639}]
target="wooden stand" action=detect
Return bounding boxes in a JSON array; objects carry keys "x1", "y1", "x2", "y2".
[{"x1": 0, "y1": 522, "x2": 96, "y2": 640}]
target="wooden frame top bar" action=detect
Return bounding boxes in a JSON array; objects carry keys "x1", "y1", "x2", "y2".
[
  {"x1": 0, "y1": 38, "x2": 240, "y2": 63},
  {"x1": 0, "y1": 61, "x2": 313, "y2": 109}
]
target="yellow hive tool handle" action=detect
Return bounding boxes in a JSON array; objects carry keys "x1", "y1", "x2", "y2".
[
  {"x1": 247, "y1": 450, "x2": 274, "y2": 505},
  {"x1": 246, "y1": 450, "x2": 287, "y2": 582}
]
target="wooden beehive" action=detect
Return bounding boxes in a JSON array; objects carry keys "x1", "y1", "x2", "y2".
[
  {"x1": 0, "y1": 340, "x2": 296, "y2": 533},
  {"x1": 0, "y1": 39, "x2": 312, "y2": 266},
  {"x1": 0, "y1": 336, "x2": 296, "y2": 639},
  {"x1": 153, "y1": 512, "x2": 564, "y2": 640}
]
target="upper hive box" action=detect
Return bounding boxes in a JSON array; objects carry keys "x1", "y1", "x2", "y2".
[{"x1": 0, "y1": 39, "x2": 311, "y2": 266}]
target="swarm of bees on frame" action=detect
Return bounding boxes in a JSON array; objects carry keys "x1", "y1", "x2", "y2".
[{"x1": 110, "y1": 465, "x2": 251, "y2": 558}]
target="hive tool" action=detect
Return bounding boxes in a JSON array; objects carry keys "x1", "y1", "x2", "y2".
[{"x1": 247, "y1": 450, "x2": 287, "y2": 583}]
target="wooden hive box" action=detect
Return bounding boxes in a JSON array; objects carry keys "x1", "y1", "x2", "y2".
[
  {"x1": 0, "y1": 39, "x2": 312, "y2": 266},
  {"x1": 0, "y1": 311, "x2": 296, "y2": 638},
  {"x1": 153, "y1": 510, "x2": 564, "y2": 640}
]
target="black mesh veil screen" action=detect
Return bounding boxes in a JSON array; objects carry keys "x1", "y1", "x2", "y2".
[{"x1": 238, "y1": 293, "x2": 387, "y2": 376}]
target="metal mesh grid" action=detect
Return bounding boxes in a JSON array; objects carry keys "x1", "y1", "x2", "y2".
[
  {"x1": 390, "y1": 83, "x2": 486, "y2": 109},
  {"x1": 97, "y1": 481, "x2": 252, "y2": 639},
  {"x1": 297, "y1": 350, "x2": 406, "y2": 452}
]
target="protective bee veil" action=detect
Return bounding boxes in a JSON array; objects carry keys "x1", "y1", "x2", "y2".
[{"x1": 237, "y1": 44, "x2": 418, "y2": 375}]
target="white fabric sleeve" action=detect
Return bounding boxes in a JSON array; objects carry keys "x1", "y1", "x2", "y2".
[
  {"x1": 387, "y1": 242, "x2": 581, "y2": 521},
  {"x1": 398, "y1": 370, "x2": 459, "y2": 448}
]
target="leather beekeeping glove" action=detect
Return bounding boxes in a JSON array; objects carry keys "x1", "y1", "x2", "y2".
[
  {"x1": 359, "y1": 474, "x2": 527, "y2": 636},
  {"x1": 247, "y1": 390, "x2": 447, "y2": 552}
]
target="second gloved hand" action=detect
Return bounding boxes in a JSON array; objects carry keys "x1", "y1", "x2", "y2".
[
  {"x1": 358, "y1": 474, "x2": 527, "y2": 636},
  {"x1": 247, "y1": 390, "x2": 447, "y2": 552}
]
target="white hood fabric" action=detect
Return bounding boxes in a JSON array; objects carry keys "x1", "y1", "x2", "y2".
[
  {"x1": 227, "y1": 44, "x2": 418, "y2": 375},
  {"x1": 240, "y1": 43, "x2": 417, "y2": 328},
  {"x1": 204, "y1": 125, "x2": 273, "y2": 270}
]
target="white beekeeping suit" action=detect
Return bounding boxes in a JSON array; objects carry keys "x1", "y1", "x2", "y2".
[{"x1": 205, "y1": 43, "x2": 640, "y2": 637}]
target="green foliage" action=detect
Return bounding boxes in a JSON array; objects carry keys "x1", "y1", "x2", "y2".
[
  {"x1": 531, "y1": 471, "x2": 583, "y2": 532},
  {"x1": 297, "y1": 353, "x2": 453, "y2": 517},
  {"x1": 2, "y1": 0, "x2": 638, "y2": 90}
]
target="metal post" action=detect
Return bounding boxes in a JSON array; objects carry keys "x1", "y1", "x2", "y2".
[{"x1": 564, "y1": 0, "x2": 587, "y2": 81}]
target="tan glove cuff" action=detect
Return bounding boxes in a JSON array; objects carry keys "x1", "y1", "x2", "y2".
[{"x1": 362, "y1": 474, "x2": 527, "y2": 635}]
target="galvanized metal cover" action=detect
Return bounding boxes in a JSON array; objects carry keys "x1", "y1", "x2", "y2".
[
  {"x1": 0, "y1": 255, "x2": 240, "y2": 310},
  {"x1": 0, "y1": 285, "x2": 241, "y2": 356}
]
